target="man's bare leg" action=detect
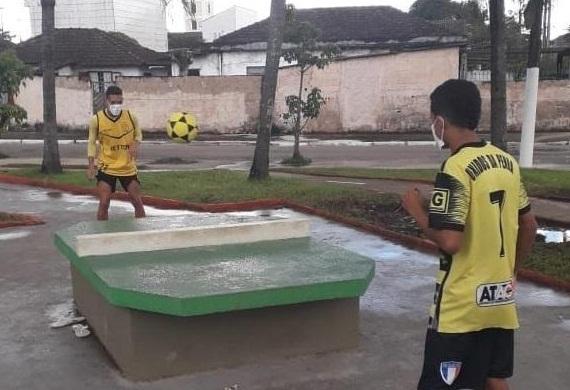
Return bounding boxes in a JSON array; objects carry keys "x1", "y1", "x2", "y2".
[
  {"x1": 486, "y1": 378, "x2": 509, "y2": 390},
  {"x1": 97, "y1": 181, "x2": 113, "y2": 221},
  {"x1": 126, "y1": 180, "x2": 146, "y2": 218}
]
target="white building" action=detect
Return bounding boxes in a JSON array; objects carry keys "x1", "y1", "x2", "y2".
[
  {"x1": 201, "y1": 6, "x2": 257, "y2": 43},
  {"x1": 186, "y1": 0, "x2": 214, "y2": 31},
  {"x1": 24, "y1": 0, "x2": 168, "y2": 52},
  {"x1": 193, "y1": 6, "x2": 466, "y2": 77}
]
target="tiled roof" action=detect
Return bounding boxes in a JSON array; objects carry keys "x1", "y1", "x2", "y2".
[
  {"x1": 552, "y1": 33, "x2": 570, "y2": 49},
  {"x1": 168, "y1": 32, "x2": 205, "y2": 51},
  {"x1": 15, "y1": 28, "x2": 170, "y2": 69},
  {"x1": 214, "y1": 6, "x2": 462, "y2": 48}
]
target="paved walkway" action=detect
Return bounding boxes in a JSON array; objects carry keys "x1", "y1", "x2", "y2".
[{"x1": 0, "y1": 183, "x2": 569, "y2": 389}]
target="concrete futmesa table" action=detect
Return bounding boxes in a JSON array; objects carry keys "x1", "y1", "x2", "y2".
[{"x1": 54, "y1": 214, "x2": 375, "y2": 381}]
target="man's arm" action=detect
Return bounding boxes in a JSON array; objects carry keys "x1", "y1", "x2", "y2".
[
  {"x1": 515, "y1": 211, "x2": 538, "y2": 274},
  {"x1": 401, "y1": 188, "x2": 464, "y2": 255},
  {"x1": 87, "y1": 115, "x2": 98, "y2": 179},
  {"x1": 129, "y1": 112, "x2": 142, "y2": 160}
]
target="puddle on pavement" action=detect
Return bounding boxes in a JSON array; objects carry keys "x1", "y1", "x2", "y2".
[
  {"x1": 537, "y1": 228, "x2": 570, "y2": 243},
  {"x1": 0, "y1": 231, "x2": 32, "y2": 241},
  {"x1": 2, "y1": 185, "x2": 569, "y2": 314}
]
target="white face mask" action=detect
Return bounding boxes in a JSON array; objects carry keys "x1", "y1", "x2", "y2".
[
  {"x1": 431, "y1": 119, "x2": 445, "y2": 150},
  {"x1": 108, "y1": 104, "x2": 122, "y2": 117}
]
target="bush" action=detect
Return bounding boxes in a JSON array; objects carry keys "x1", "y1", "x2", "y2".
[{"x1": 281, "y1": 155, "x2": 312, "y2": 166}]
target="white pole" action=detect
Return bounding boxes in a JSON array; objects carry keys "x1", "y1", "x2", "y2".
[{"x1": 519, "y1": 67, "x2": 540, "y2": 168}]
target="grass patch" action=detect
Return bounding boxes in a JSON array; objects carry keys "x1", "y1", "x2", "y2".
[
  {"x1": 5, "y1": 168, "x2": 569, "y2": 283},
  {"x1": 274, "y1": 167, "x2": 570, "y2": 199},
  {"x1": 281, "y1": 155, "x2": 313, "y2": 167},
  {"x1": 274, "y1": 167, "x2": 437, "y2": 181},
  {"x1": 150, "y1": 157, "x2": 198, "y2": 165},
  {"x1": 9, "y1": 167, "x2": 401, "y2": 213},
  {"x1": 524, "y1": 242, "x2": 570, "y2": 282}
]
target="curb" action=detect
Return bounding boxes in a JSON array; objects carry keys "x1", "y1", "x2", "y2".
[
  {"x1": 0, "y1": 173, "x2": 568, "y2": 294},
  {"x1": 0, "y1": 214, "x2": 45, "y2": 229}
]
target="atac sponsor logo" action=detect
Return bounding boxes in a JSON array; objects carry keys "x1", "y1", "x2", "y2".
[
  {"x1": 476, "y1": 280, "x2": 515, "y2": 307},
  {"x1": 440, "y1": 361, "x2": 462, "y2": 385}
]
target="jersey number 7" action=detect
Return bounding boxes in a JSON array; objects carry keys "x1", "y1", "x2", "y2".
[{"x1": 489, "y1": 190, "x2": 506, "y2": 258}]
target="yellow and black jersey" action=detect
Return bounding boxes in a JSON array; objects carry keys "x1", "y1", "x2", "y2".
[
  {"x1": 428, "y1": 141, "x2": 530, "y2": 333},
  {"x1": 87, "y1": 110, "x2": 142, "y2": 176}
]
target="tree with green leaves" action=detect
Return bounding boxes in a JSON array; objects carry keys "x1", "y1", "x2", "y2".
[
  {"x1": 409, "y1": 0, "x2": 463, "y2": 20},
  {"x1": 0, "y1": 50, "x2": 32, "y2": 131},
  {"x1": 281, "y1": 16, "x2": 339, "y2": 166}
]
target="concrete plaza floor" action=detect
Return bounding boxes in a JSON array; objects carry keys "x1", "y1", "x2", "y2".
[{"x1": 0, "y1": 183, "x2": 569, "y2": 389}]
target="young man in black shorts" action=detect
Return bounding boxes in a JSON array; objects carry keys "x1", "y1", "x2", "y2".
[
  {"x1": 87, "y1": 85, "x2": 146, "y2": 220},
  {"x1": 401, "y1": 79, "x2": 538, "y2": 390}
]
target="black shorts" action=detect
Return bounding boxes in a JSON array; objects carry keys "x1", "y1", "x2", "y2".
[
  {"x1": 418, "y1": 328, "x2": 514, "y2": 390},
  {"x1": 96, "y1": 171, "x2": 140, "y2": 193}
]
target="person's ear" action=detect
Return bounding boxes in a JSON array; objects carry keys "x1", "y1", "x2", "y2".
[{"x1": 433, "y1": 116, "x2": 445, "y2": 136}]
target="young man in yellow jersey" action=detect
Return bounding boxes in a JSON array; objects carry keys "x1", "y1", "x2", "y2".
[
  {"x1": 86, "y1": 86, "x2": 146, "y2": 220},
  {"x1": 401, "y1": 80, "x2": 538, "y2": 390}
]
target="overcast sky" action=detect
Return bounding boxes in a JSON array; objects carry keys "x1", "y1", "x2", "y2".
[{"x1": 1, "y1": 0, "x2": 568, "y2": 43}]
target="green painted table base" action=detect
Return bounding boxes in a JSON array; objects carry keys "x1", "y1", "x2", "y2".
[
  {"x1": 55, "y1": 216, "x2": 375, "y2": 380},
  {"x1": 71, "y1": 265, "x2": 360, "y2": 381}
]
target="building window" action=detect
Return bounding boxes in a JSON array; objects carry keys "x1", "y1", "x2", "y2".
[
  {"x1": 91, "y1": 71, "x2": 114, "y2": 93},
  {"x1": 192, "y1": 20, "x2": 198, "y2": 30},
  {"x1": 208, "y1": 2, "x2": 211, "y2": 14},
  {"x1": 187, "y1": 69, "x2": 201, "y2": 76},
  {"x1": 246, "y1": 66, "x2": 265, "y2": 76}
]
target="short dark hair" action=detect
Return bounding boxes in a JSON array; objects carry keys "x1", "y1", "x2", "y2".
[
  {"x1": 105, "y1": 85, "x2": 122, "y2": 97},
  {"x1": 430, "y1": 79, "x2": 481, "y2": 130}
]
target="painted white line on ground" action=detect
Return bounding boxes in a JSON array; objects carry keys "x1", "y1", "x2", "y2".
[{"x1": 326, "y1": 180, "x2": 367, "y2": 186}]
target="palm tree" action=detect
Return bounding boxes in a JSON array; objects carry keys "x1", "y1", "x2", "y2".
[
  {"x1": 40, "y1": 0, "x2": 62, "y2": 174},
  {"x1": 249, "y1": 0, "x2": 287, "y2": 180}
]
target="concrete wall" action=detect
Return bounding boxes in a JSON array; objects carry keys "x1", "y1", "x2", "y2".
[
  {"x1": 275, "y1": 48, "x2": 461, "y2": 132},
  {"x1": 478, "y1": 80, "x2": 570, "y2": 132},
  {"x1": 15, "y1": 77, "x2": 92, "y2": 128},
  {"x1": 117, "y1": 76, "x2": 261, "y2": 133},
  {"x1": 13, "y1": 57, "x2": 570, "y2": 133}
]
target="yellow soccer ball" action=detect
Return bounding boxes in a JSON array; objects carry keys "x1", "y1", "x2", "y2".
[{"x1": 166, "y1": 112, "x2": 199, "y2": 143}]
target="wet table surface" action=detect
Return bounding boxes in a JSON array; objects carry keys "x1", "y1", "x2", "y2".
[{"x1": 55, "y1": 217, "x2": 375, "y2": 317}]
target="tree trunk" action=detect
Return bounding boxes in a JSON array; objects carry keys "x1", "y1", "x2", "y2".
[
  {"x1": 292, "y1": 69, "x2": 305, "y2": 160},
  {"x1": 528, "y1": 0, "x2": 544, "y2": 68},
  {"x1": 490, "y1": 0, "x2": 508, "y2": 151},
  {"x1": 249, "y1": 0, "x2": 286, "y2": 180},
  {"x1": 519, "y1": 0, "x2": 544, "y2": 168},
  {"x1": 40, "y1": 0, "x2": 62, "y2": 174}
]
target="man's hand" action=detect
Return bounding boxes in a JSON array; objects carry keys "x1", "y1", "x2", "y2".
[
  {"x1": 401, "y1": 187, "x2": 427, "y2": 221},
  {"x1": 128, "y1": 142, "x2": 139, "y2": 161},
  {"x1": 87, "y1": 163, "x2": 97, "y2": 180}
]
